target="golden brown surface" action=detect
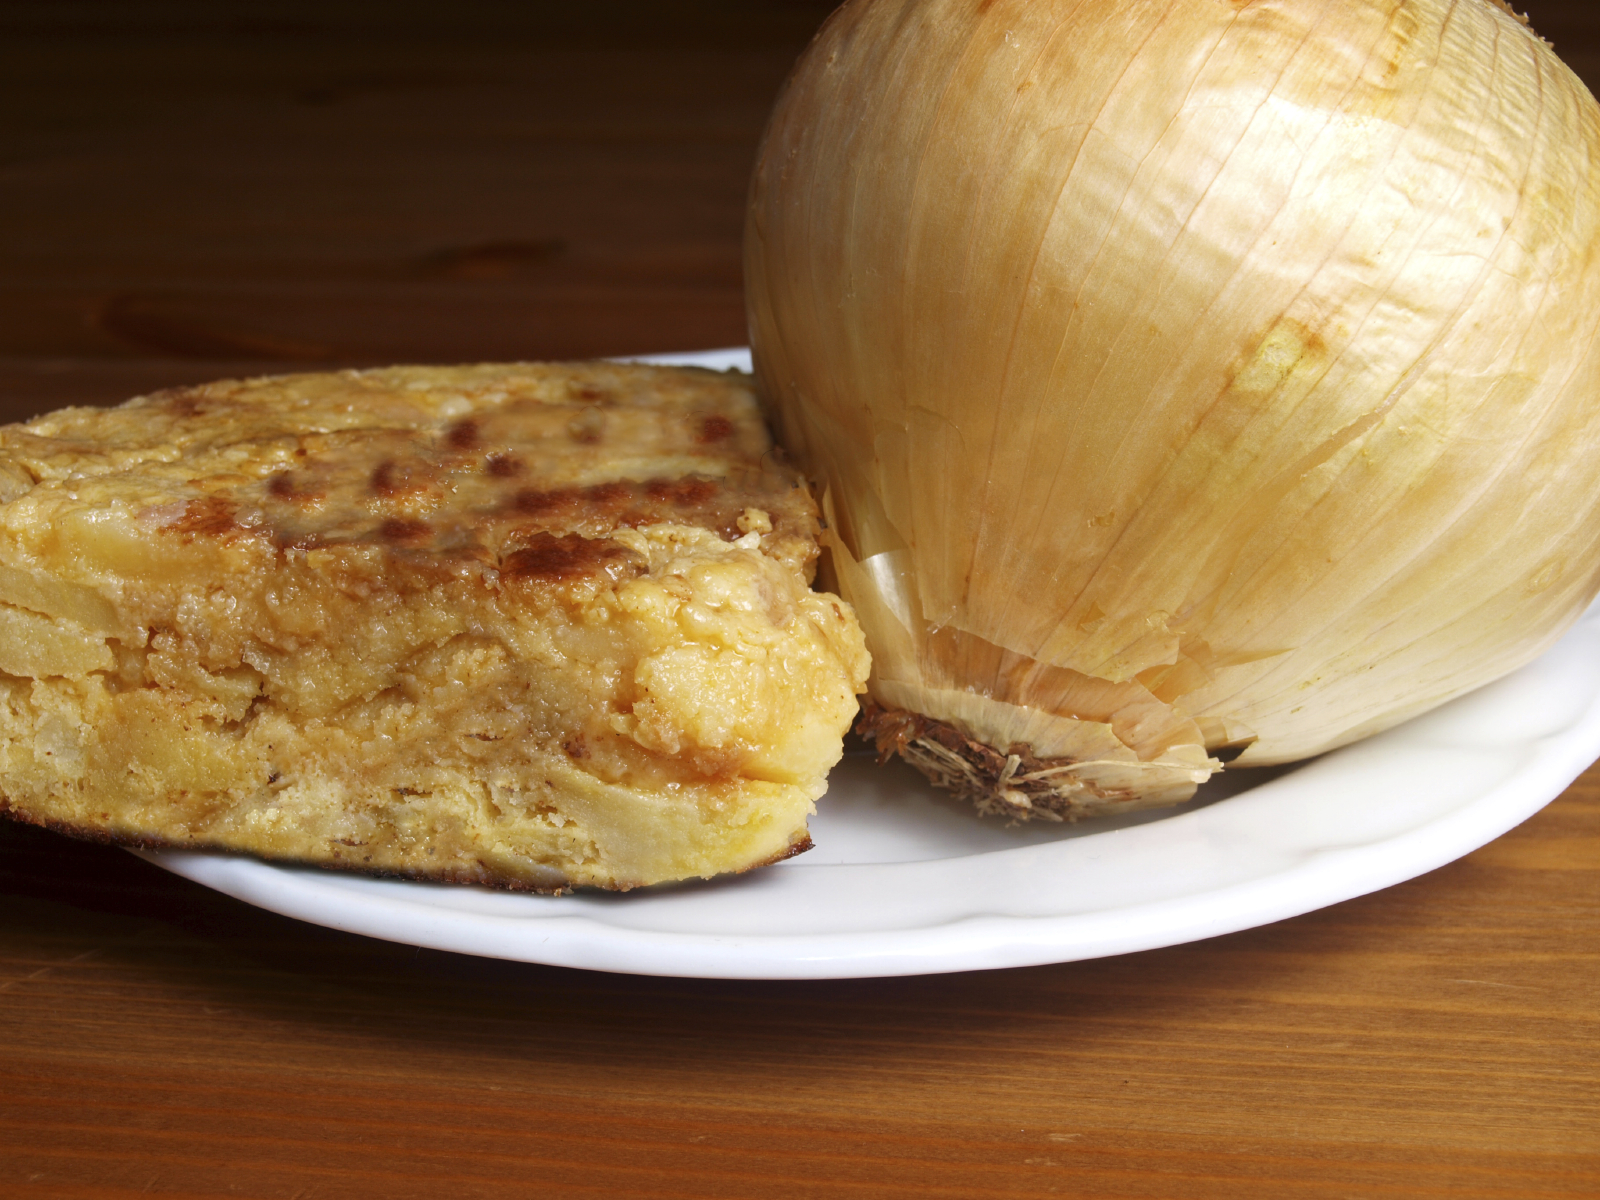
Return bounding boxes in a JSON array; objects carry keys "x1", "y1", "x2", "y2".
[
  {"x1": 0, "y1": 1, "x2": 1595, "y2": 1196},
  {"x1": 0, "y1": 362, "x2": 869, "y2": 889}
]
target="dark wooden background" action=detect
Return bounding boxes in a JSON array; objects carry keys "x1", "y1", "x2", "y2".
[{"x1": 2, "y1": 2, "x2": 1597, "y2": 1196}]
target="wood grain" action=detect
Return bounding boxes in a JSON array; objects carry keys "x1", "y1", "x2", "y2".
[
  {"x1": 1, "y1": 2, "x2": 1597, "y2": 1196},
  {"x1": 3, "y1": 774, "x2": 1596, "y2": 1198}
]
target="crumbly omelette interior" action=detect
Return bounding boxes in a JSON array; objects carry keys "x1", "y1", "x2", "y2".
[{"x1": 0, "y1": 362, "x2": 869, "y2": 890}]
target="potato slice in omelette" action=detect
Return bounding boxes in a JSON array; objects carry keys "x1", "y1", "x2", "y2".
[{"x1": 0, "y1": 362, "x2": 868, "y2": 891}]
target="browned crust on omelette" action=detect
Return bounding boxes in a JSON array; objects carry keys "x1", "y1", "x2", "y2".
[{"x1": 0, "y1": 362, "x2": 869, "y2": 891}]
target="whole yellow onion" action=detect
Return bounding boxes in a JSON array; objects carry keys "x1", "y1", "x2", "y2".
[{"x1": 746, "y1": 0, "x2": 1600, "y2": 818}]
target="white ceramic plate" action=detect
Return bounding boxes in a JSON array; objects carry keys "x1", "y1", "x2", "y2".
[{"x1": 139, "y1": 349, "x2": 1600, "y2": 979}]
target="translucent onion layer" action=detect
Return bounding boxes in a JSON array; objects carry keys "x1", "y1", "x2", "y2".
[{"x1": 746, "y1": 0, "x2": 1600, "y2": 816}]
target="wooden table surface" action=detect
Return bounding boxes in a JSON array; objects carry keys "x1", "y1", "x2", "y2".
[{"x1": 2, "y1": 3, "x2": 1597, "y2": 1196}]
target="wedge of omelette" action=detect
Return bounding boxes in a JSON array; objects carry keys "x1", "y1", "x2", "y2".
[{"x1": 0, "y1": 362, "x2": 869, "y2": 891}]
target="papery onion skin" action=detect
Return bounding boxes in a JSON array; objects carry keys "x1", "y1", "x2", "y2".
[{"x1": 746, "y1": 0, "x2": 1600, "y2": 814}]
